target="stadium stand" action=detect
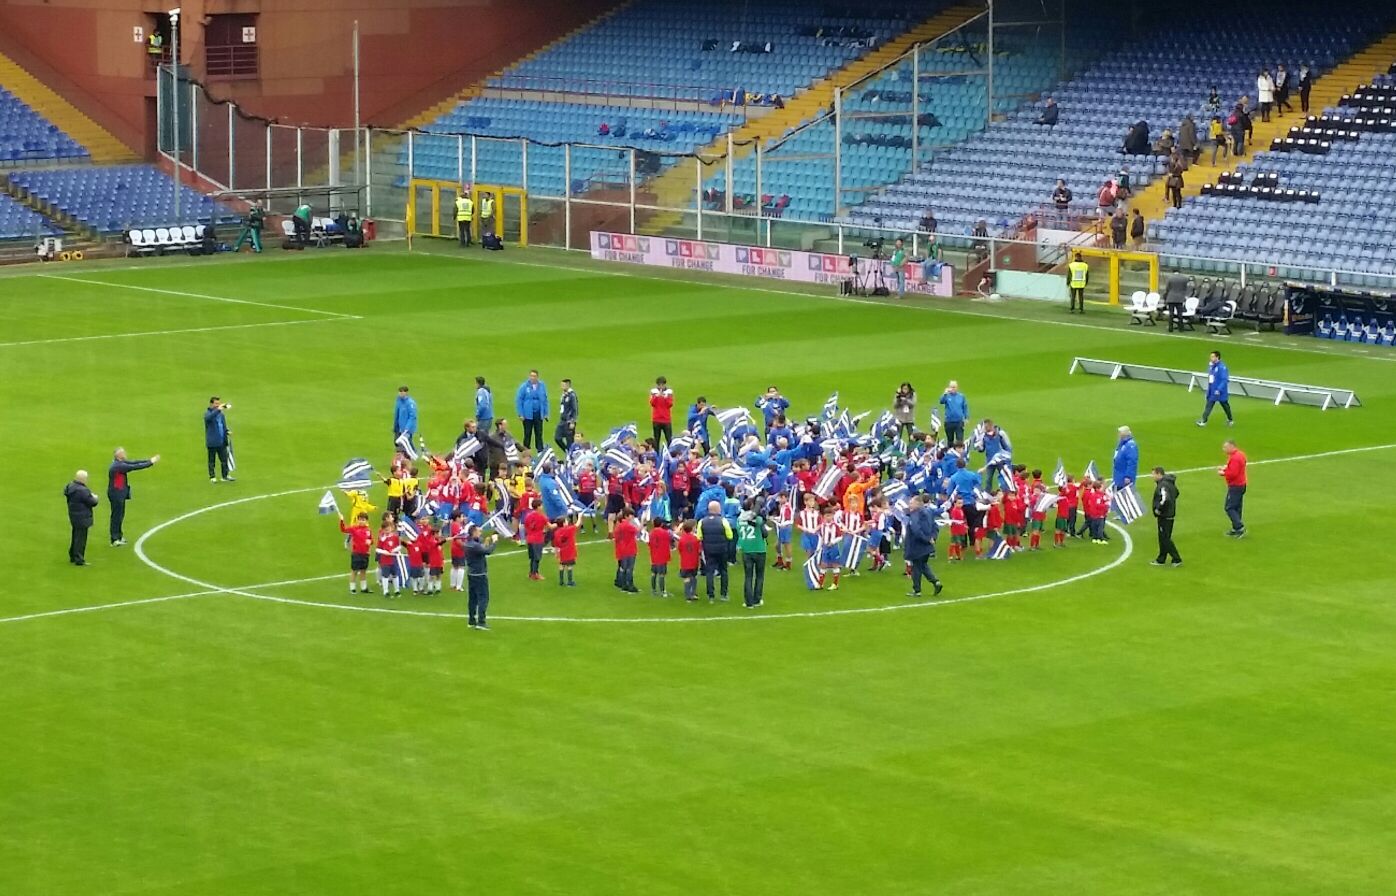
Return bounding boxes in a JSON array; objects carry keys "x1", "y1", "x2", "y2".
[
  {"x1": 842, "y1": 10, "x2": 1393, "y2": 245},
  {"x1": 7, "y1": 166, "x2": 240, "y2": 234},
  {"x1": 0, "y1": 85, "x2": 86, "y2": 164},
  {"x1": 0, "y1": 190, "x2": 62, "y2": 238}
]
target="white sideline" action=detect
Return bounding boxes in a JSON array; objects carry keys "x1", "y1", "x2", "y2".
[
  {"x1": 37, "y1": 273, "x2": 358, "y2": 320},
  {"x1": 1171, "y1": 442, "x2": 1396, "y2": 475}
]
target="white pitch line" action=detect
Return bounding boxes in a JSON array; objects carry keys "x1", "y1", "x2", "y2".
[
  {"x1": 0, "y1": 316, "x2": 352, "y2": 349},
  {"x1": 37, "y1": 273, "x2": 357, "y2": 320},
  {"x1": 412, "y1": 248, "x2": 1396, "y2": 364}
]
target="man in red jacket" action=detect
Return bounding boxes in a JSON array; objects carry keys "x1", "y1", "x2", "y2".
[
  {"x1": 649, "y1": 376, "x2": 675, "y2": 447},
  {"x1": 1218, "y1": 440, "x2": 1247, "y2": 537}
]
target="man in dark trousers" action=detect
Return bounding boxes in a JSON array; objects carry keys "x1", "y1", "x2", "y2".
[
  {"x1": 108, "y1": 447, "x2": 160, "y2": 546},
  {"x1": 64, "y1": 469, "x2": 99, "y2": 565},
  {"x1": 464, "y1": 525, "x2": 498, "y2": 629},
  {"x1": 514, "y1": 369, "x2": 549, "y2": 452},
  {"x1": 699, "y1": 500, "x2": 731, "y2": 602},
  {"x1": 1149, "y1": 466, "x2": 1182, "y2": 567},
  {"x1": 555, "y1": 377, "x2": 579, "y2": 453},
  {"x1": 1219, "y1": 439, "x2": 1248, "y2": 538},
  {"x1": 1163, "y1": 270, "x2": 1190, "y2": 331},
  {"x1": 903, "y1": 495, "x2": 944, "y2": 598},
  {"x1": 205, "y1": 397, "x2": 234, "y2": 481}
]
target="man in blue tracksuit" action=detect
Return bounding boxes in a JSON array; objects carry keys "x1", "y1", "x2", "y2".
[
  {"x1": 1112, "y1": 425, "x2": 1139, "y2": 489},
  {"x1": 1197, "y1": 350, "x2": 1234, "y2": 427},
  {"x1": 204, "y1": 397, "x2": 233, "y2": 481},
  {"x1": 754, "y1": 386, "x2": 790, "y2": 439},
  {"x1": 474, "y1": 376, "x2": 494, "y2": 432},
  {"x1": 686, "y1": 397, "x2": 717, "y2": 454},
  {"x1": 515, "y1": 369, "x2": 549, "y2": 452},
  {"x1": 108, "y1": 447, "x2": 159, "y2": 546},
  {"x1": 393, "y1": 386, "x2": 418, "y2": 449},
  {"x1": 903, "y1": 495, "x2": 944, "y2": 598},
  {"x1": 938, "y1": 380, "x2": 969, "y2": 445},
  {"x1": 463, "y1": 526, "x2": 497, "y2": 629}
]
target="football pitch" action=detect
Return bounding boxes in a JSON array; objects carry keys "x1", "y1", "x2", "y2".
[{"x1": 3, "y1": 243, "x2": 1396, "y2": 895}]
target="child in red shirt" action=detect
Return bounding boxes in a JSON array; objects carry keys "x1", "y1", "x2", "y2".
[
  {"x1": 376, "y1": 515, "x2": 402, "y2": 598},
  {"x1": 650, "y1": 376, "x2": 675, "y2": 446},
  {"x1": 523, "y1": 499, "x2": 548, "y2": 581},
  {"x1": 1056, "y1": 476, "x2": 1079, "y2": 546},
  {"x1": 553, "y1": 514, "x2": 579, "y2": 587},
  {"x1": 611, "y1": 508, "x2": 640, "y2": 592},
  {"x1": 338, "y1": 511, "x2": 372, "y2": 593},
  {"x1": 1027, "y1": 471, "x2": 1048, "y2": 551},
  {"x1": 405, "y1": 526, "x2": 427, "y2": 594},
  {"x1": 948, "y1": 496, "x2": 968, "y2": 561},
  {"x1": 974, "y1": 492, "x2": 1003, "y2": 558},
  {"x1": 648, "y1": 520, "x2": 673, "y2": 596},
  {"x1": 677, "y1": 520, "x2": 702, "y2": 602},
  {"x1": 448, "y1": 511, "x2": 470, "y2": 590},
  {"x1": 1083, "y1": 480, "x2": 1109, "y2": 543},
  {"x1": 1002, "y1": 490, "x2": 1027, "y2": 551},
  {"x1": 575, "y1": 465, "x2": 599, "y2": 533}
]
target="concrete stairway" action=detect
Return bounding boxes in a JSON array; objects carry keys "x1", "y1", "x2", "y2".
[{"x1": 0, "y1": 50, "x2": 135, "y2": 163}]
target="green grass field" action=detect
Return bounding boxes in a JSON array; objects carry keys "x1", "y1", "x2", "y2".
[{"x1": 3, "y1": 244, "x2": 1395, "y2": 895}]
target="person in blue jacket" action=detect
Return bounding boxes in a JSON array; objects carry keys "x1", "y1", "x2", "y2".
[
  {"x1": 393, "y1": 386, "x2": 418, "y2": 449},
  {"x1": 204, "y1": 396, "x2": 233, "y2": 481},
  {"x1": 515, "y1": 369, "x2": 549, "y2": 452},
  {"x1": 754, "y1": 386, "x2": 790, "y2": 438},
  {"x1": 1196, "y1": 350, "x2": 1234, "y2": 427},
  {"x1": 687, "y1": 396, "x2": 717, "y2": 454},
  {"x1": 938, "y1": 380, "x2": 969, "y2": 445},
  {"x1": 474, "y1": 376, "x2": 494, "y2": 432},
  {"x1": 536, "y1": 463, "x2": 570, "y2": 521},
  {"x1": 696, "y1": 475, "x2": 726, "y2": 517},
  {"x1": 1112, "y1": 425, "x2": 1139, "y2": 488}
]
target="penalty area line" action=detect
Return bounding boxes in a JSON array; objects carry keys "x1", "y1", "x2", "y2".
[
  {"x1": 0, "y1": 315, "x2": 355, "y2": 349},
  {"x1": 37, "y1": 273, "x2": 358, "y2": 320}
]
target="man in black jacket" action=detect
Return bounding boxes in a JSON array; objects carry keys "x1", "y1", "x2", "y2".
[
  {"x1": 463, "y1": 526, "x2": 498, "y2": 629},
  {"x1": 1149, "y1": 466, "x2": 1182, "y2": 566},
  {"x1": 64, "y1": 470, "x2": 100, "y2": 565},
  {"x1": 903, "y1": 495, "x2": 945, "y2": 598},
  {"x1": 699, "y1": 501, "x2": 731, "y2": 602},
  {"x1": 1163, "y1": 270, "x2": 1190, "y2": 331},
  {"x1": 108, "y1": 447, "x2": 160, "y2": 546}
]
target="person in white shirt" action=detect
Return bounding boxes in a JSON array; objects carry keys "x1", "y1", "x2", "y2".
[{"x1": 1256, "y1": 68, "x2": 1275, "y2": 121}]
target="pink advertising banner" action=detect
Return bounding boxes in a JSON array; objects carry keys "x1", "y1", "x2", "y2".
[{"x1": 589, "y1": 232, "x2": 956, "y2": 296}]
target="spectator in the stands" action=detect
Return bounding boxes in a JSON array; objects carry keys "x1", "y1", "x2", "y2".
[
  {"x1": 1274, "y1": 63, "x2": 1293, "y2": 114},
  {"x1": 1153, "y1": 129, "x2": 1176, "y2": 156},
  {"x1": 598, "y1": 122, "x2": 610, "y2": 137},
  {"x1": 1298, "y1": 64, "x2": 1312, "y2": 113},
  {"x1": 1178, "y1": 113, "x2": 1199, "y2": 164},
  {"x1": 1122, "y1": 120, "x2": 1150, "y2": 155},
  {"x1": 1130, "y1": 209, "x2": 1146, "y2": 248},
  {"x1": 1208, "y1": 115, "x2": 1229, "y2": 165},
  {"x1": 1256, "y1": 68, "x2": 1275, "y2": 122},
  {"x1": 1036, "y1": 97, "x2": 1059, "y2": 128},
  {"x1": 1096, "y1": 178, "x2": 1118, "y2": 218},
  {"x1": 970, "y1": 219, "x2": 990, "y2": 263},
  {"x1": 1110, "y1": 209, "x2": 1127, "y2": 249},
  {"x1": 1229, "y1": 101, "x2": 1250, "y2": 157},
  {"x1": 918, "y1": 208, "x2": 938, "y2": 234},
  {"x1": 1052, "y1": 179, "x2": 1073, "y2": 214},
  {"x1": 1165, "y1": 166, "x2": 1184, "y2": 210},
  {"x1": 1205, "y1": 85, "x2": 1222, "y2": 116},
  {"x1": 1116, "y1": 165, "x2": 1132, "y2": 203}
]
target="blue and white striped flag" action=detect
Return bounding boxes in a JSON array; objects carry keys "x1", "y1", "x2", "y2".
[
  {"x1": 317, "y1": 490, "x2": 338, "y2": 515},
  {"x1": 1083, "y1": 459, "x2": 1100, "y2": 482},
  {"x1": 987, "y1": 449, "x2": 1012, "y2": 469},
  {"x1": 226, "y1": 436, "x2": 237, "y2": 473},
  {"x1": 869, "y1": 410, "x2": 896, "y2": 440},
  {"x1": 989, "y1": 537, "x2": 1012, "y2": 560},
  {"x1": 881, "y1": 479, "x2": 909, "y2": 504},
  {"x1": 1052, "y1": 458, "x2": 1068, "y2": 488},
  {"x1": 822, "y1": 391, "x2": 840, "y2": 421},
  {"x1": 492, "y1": 481, "x2": 513, "y2": 517},
  {"x1": 715, "y1": 407, "x2": 750, "y2": 431},
  {"x1": 843, "y1": 533, "x2": 868, "y2": 570},
  {"x1": 452, "y1": 437, "x2": 481, "y2": 466},
  {"x1": 803, "y1": 555, "x2": 824, "y2": 590},
  {"x1": 533, "y1": 446, "x2": 557, "y2": 473},
  {"x1": 929, "y1": 409, "x2": 942, "y2": 433},
  {"x1": 338, "y1": 458, "x2": 374, "y2": 491},
  {"x1": 1110, "y1": 484, "x2": 1145, "y2": 525},
  {"x1": 1034, "y1": 492, "x2": 1059, "y2": 515},
  {"x1": 394, "y1": 551, "x2": 410, "y2": 582},
  {"x1": 669, "y1": 432, "x2": 695, "y2": 454},
  {"x1": 397, "y1": 518, "x2": 419, "y2": 544},
  {"x1": 484, "y1": 511, "x2": 515, "y2": 538},
  {"x1": 504, "y1": 442, "x2": 520, "y2": 464},
  {"x1": 812, "y1": 464, "x2": 842, "y2": 499},
  {"x1": 848, "y1": 410, "x2": 870, "y2": 430},
  {"x1": 969, "y1": 421, "x2": 986, "y2": 452},
  {"x1": 603, "y1": 448, "x2": 634, "y2": 474},
  {"x1": 600, "y1": 424, "x2": 637, "y2": 452},
  {"x1": 395, "y1": 431, "x2": 418, "y2": 461}
]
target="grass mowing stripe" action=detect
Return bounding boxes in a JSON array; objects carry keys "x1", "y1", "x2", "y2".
[{"x1": 37, "y1": 272, "x2": 360, "y2": 320}]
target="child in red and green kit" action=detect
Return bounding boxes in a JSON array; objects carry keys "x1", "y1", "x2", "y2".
[
  {"x1": 1055, "y1": 475, "x2": 1078, "y2": 546},
  {"x1": 1027, "y1": 469, "x2": 1048, "y2": 551},
  {"x1": 948, "y1": 495, "x2": 968, "y2": 561},
  {"x1": 1002, "y1": 488, "x2": 1027, "y2": 551}
]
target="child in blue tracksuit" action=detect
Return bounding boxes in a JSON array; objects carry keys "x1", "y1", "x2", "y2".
[
  {"x1": 1197, "y1": 350, "x2": 1233, "y2": 426},
  {"x1": 721, "y1": 486, "x2": 742, "y2": 564}
]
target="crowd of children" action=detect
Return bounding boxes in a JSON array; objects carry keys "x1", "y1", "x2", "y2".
[{"x1": 328, "y1": 380, "x2": 1128, "y2": 612}]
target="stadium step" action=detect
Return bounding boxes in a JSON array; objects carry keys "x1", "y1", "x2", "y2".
[
  {"x1": 0, "y1": 50, "x2": 136, "y2": 164},
  {"x1": 0, "y1": 173, "x2": 91, "y2": 237},
  {"x1": 398, "y1": 0, "x2": 636, "y2": 130},
  {"x1": 641, "y1": 3, "x2": 984, "y2": 232},
  {"x1": 1114, "y1": 28, "x2": 1396, "y2": 235}
]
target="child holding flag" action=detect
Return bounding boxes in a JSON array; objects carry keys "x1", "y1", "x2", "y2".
[
  {"x1": 338, "y1": 510, "x2": 372, "y2": 593},
  {"x1": 376, "y1": 513, "x2": 403, "y2": 598}
]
